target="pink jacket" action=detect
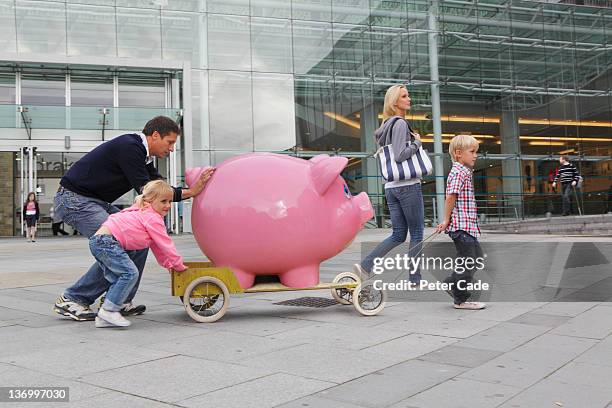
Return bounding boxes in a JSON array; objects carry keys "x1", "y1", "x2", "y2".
[{"x1": 103, "y1": 204, "x2": 187, "y2": 271}]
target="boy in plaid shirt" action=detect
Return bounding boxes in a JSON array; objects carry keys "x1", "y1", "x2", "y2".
[{"x1": 435, "y1": 135, "x2": 486, "y2": 310}]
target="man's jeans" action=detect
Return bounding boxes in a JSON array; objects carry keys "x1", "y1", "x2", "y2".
[
  {"x1": 54, "y1": 187, "x2": 147, "y2": 306},
  {"x1": 561, "y1": 182, "x2": 573, "y2": 215},
  {"x1": 89, "y1": 235, "x2": 139, "y2": 312},
  {"x1": 361, "y1": 183, "x2": 424, "y2": 283},
  {"x1": 445, "y1": 230, "x2": 483, "y2": 305}
]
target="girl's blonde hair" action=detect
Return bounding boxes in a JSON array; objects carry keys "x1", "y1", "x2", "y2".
[
  {"x1": 134, "y1": 180, "x2": 174, "y2": 209},
  {"x1": 382, "y1": 84, "x2": 407, "y2": 123},
  {"x1": 448, "y1": 134, "x2": 479, "y2": 162}
]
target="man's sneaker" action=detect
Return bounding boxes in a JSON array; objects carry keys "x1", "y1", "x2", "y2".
[
  {"x1": 53, "y1": 295, "x2": 96, "y2": 321},
  {"x1": 99, "y1": 295, "x2": 146, "y2": 316},
  {"x1": 120, "y1": 302, "x2": 146, "y2": 316},
  {"x1": 97, "y1": 308, "x2": 131, "y2": 327}
]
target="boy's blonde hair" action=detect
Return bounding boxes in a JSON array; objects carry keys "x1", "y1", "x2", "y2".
[
  {"x1": 382, "y1": 84, "x2": 407, "y2": 123},
  {"x1": 134, "y1": 180, "x2": 174, "y2": 209},
  {"x1": 448, "y1": 134, "x2": 479, "y2": 162}
]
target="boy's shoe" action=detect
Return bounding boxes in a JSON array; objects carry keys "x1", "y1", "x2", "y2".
[
  {"x1": 352, "y1": 263, "x2": 371, "y2": 280},
  {"x1": 97, "y1": 308, "x2": 131, "y2": 327},
  {"x1": 53, "y1": 295, "x2": 96, "y2": 321},
  {"x1": 453, "y1": 301, "x2": 486, "y2": 310},
  {"x1": 98, "y1": 296, "x2": 146, "y2": 316}
]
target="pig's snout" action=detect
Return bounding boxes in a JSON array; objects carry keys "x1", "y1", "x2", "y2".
[{"x1": 354, "y1": 192, "x2": 374, "y2": 225}]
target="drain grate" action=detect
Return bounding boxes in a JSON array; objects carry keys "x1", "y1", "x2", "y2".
[{"x1": 274, "y1": 297, "x2": 339, "y2": 308}]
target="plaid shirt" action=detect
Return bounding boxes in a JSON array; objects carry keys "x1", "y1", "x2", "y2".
[{"x1": 445, "y1": 162, "x2": 480, "y2": 238}]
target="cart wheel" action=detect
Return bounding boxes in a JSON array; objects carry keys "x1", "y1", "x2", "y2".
[
  {"x1": 352, "y1": 282, "x2": 386, "y2": 316},
  {"x1": 183, "y1": 276, "x2": 230, "y2": 323},
  {"x1": 331, "y1": 272, "x2": 361, "y2": 305}
]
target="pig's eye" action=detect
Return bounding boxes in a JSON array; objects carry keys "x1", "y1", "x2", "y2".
[{"x1": 343, "y1": 184, "x2": 351, "y2": 198}]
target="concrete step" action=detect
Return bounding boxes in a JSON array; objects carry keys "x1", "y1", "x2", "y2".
[{"x1": 481, "y1": 214, "x2": 612, "y2": 235}]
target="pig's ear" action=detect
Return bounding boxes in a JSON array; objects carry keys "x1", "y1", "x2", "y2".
[
  {"x1": 310, "y1": 156, "x2": 348, "y2": 195},
  {"x1": 185, "y1": 167, "x2": 210, "y2": 187},
  {"x1": 309, "y1": 154, "x2": 329, "y2": 164}
]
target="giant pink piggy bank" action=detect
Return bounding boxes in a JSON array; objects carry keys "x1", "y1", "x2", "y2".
[{"x1": 185, "y1": 153, "x2": 374, "y2": 289}]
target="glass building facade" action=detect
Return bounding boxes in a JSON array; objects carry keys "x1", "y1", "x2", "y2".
[{"x1": 0, "y1": 0, "x2": 611, "y2": 236}]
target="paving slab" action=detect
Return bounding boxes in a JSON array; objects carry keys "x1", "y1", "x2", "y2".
[
  {"x1": 509, "y1": 312, "x2": 573, "y2": 327},
  {"x1": 178, "y1": 373, "x2": 334, "y2": 408},
  {"x1": 373, "y1": 314, "x2": 499, "y2": 338},
  {"x1": 391, "y1": 377, "x2": 521, "y2": 408},
  {"x1": 66, "y1": 391, "x2": 177, "y2": 408},
  {"x1": 550, "y1": 305, "x2": 612, "y2": 339},
  {"x1": 454, "y1": 322, "x2": 551, "y2": 352},
  {"x1": 240, "y1": 343, "x2": 398, "y2": 383},
  {"x1": 548, "y1": 362, "x2": 612, "y2": 390},
  {"x1": 81, "y1": 355, "x2": 273, "y2": 403},
  {"x1": 317, "y1": 360, "x2": 465, "y2": 408},
  {"x1": 269, "y1": 321, "x2": 407, "y2": 350},
  {"x1": 497, "y1": 378, "x2": 612, "y2": 408},
  {"x1": 142, "y1": 329, "x2": 304, "y2": 363},
  {"x1": 0, "y1": 339, "x2": 176, "y2": 379},
  {"x1": 533, "y1": 302, "x2": 598, "y2": 317},
  {"x1": 418, "y1": 345, "x2": 502, "y2": 368},
  {"x1": 0, "y1": 362, "x2": 108, "y2": 403},
  {"x1": 362, "y1": 333, "x2": 459, "y2": 359},
  {"x1": 275, "y1": 395, "x2": 369, "y2": 408}
]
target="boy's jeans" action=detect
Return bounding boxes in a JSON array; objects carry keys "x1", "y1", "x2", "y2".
[
  {"x1": 361, "y1": 183, "x2": 424, "y2": 282},
  {"x1": 445, "y1": 230, "x2": 483, "y2": 304},
  {"x1": 89, "y1": 235, "x2": 139, "y2": 312},
  {"x1": 54, "y1": 187, "x2": 147, "y2": 306}
]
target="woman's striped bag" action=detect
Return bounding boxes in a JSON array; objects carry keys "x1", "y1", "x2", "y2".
[{"x1": 375, "y1": 121, "x2": 433, "y2": 182}]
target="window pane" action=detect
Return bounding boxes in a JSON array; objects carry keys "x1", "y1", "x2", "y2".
[
  {"x1": 292, "y1": 21, "x2": 334, "y2": 75},
  {"x1": 116, "y1": 7, "x2": 161, "y2": 59},
  {"x1": 251, "y1": 0, "x2": 290, "y2": 18},
  {"x1": 16, "y1": 0, "x2": 66, "y2": 55},
  {"x1": 332, "y1": 0, "x2": 370, "y2": 24},
  {"x1": 161, "y1": 11, "x2": 206, "y2": 68},
  {"x1": 191, "y1": 70, "x2": 209, "y2": 151},
  {"x1": 251, "y1": 18, "x2": 292, "y2": 73},
  {"x1": 0, "y1": 1, "x2": 17, "y2": 54},
  {"x1": 253, "y1": 73, "x2": 295, "y2": 151},
  {"x1": 118, "y1": 82, "x2": 165, "y2": 108},
  {"x1": 67, "y1": 4, "x2": 117, "y2": 57},
  {"x1": 71, "y1": 80, "x2": 113, "y2": 107},
  {"x1": 207, "y1": 0, "x2": 249, "y2": 16},
  {"x1": 0, "y1": 74, "x2": 16, "y2": 104},
  {"x1": 208, "y1": 14, "x2": 251, "y2": 71},
  {"x1": 67, "y1": 0, "x2": 114, "y2": 5},
  {"x1": 292, "y1": 0, "x2": 331, "y2": 22},
  {"x1": 21, "y1": 77, "x2": 65, "y2": 106},
  {"x1": 209, "y1": 71, "x2": 253, "y2": 150}
]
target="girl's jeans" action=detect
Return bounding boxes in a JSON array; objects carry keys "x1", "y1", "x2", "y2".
[
  {"x1": 361, "y1": 183, "x2": 425, "y2": 282},
  {"x1": 89, "y1": 235, "x2": 139, "y2": 312}
]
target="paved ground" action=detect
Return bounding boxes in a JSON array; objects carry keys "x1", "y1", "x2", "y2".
[{"x1": 1, "y1": 229, "x2": 611, "y2": 408}]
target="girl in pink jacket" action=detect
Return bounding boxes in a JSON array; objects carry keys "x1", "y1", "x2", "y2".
[{"x1": 90, "y1": 180, "x2": 187, "y2": 328}]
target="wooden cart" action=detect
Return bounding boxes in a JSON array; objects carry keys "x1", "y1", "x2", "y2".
[{"x1": 171, "y1": 262, "x2": 386, "y2": 323}]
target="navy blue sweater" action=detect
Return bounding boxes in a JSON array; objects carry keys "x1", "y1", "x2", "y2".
[{"x1": 61, "y1": 134, "x2": 182, "y2": 203}]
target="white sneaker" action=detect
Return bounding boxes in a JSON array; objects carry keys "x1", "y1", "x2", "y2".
[
  {"x1": 453, "y1": 302, "x2": 486, "y2": 310},
  {"x1": 95, "y1": 317, "x2": 115, "y2": 328},
  {"x1": 97, "y1": 308, "x2": 131, "y2": 327}
]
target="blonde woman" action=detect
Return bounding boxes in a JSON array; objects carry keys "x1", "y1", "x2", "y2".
[{"x1": 355, "y1": 85, "x2": 425, "y2": 283}]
